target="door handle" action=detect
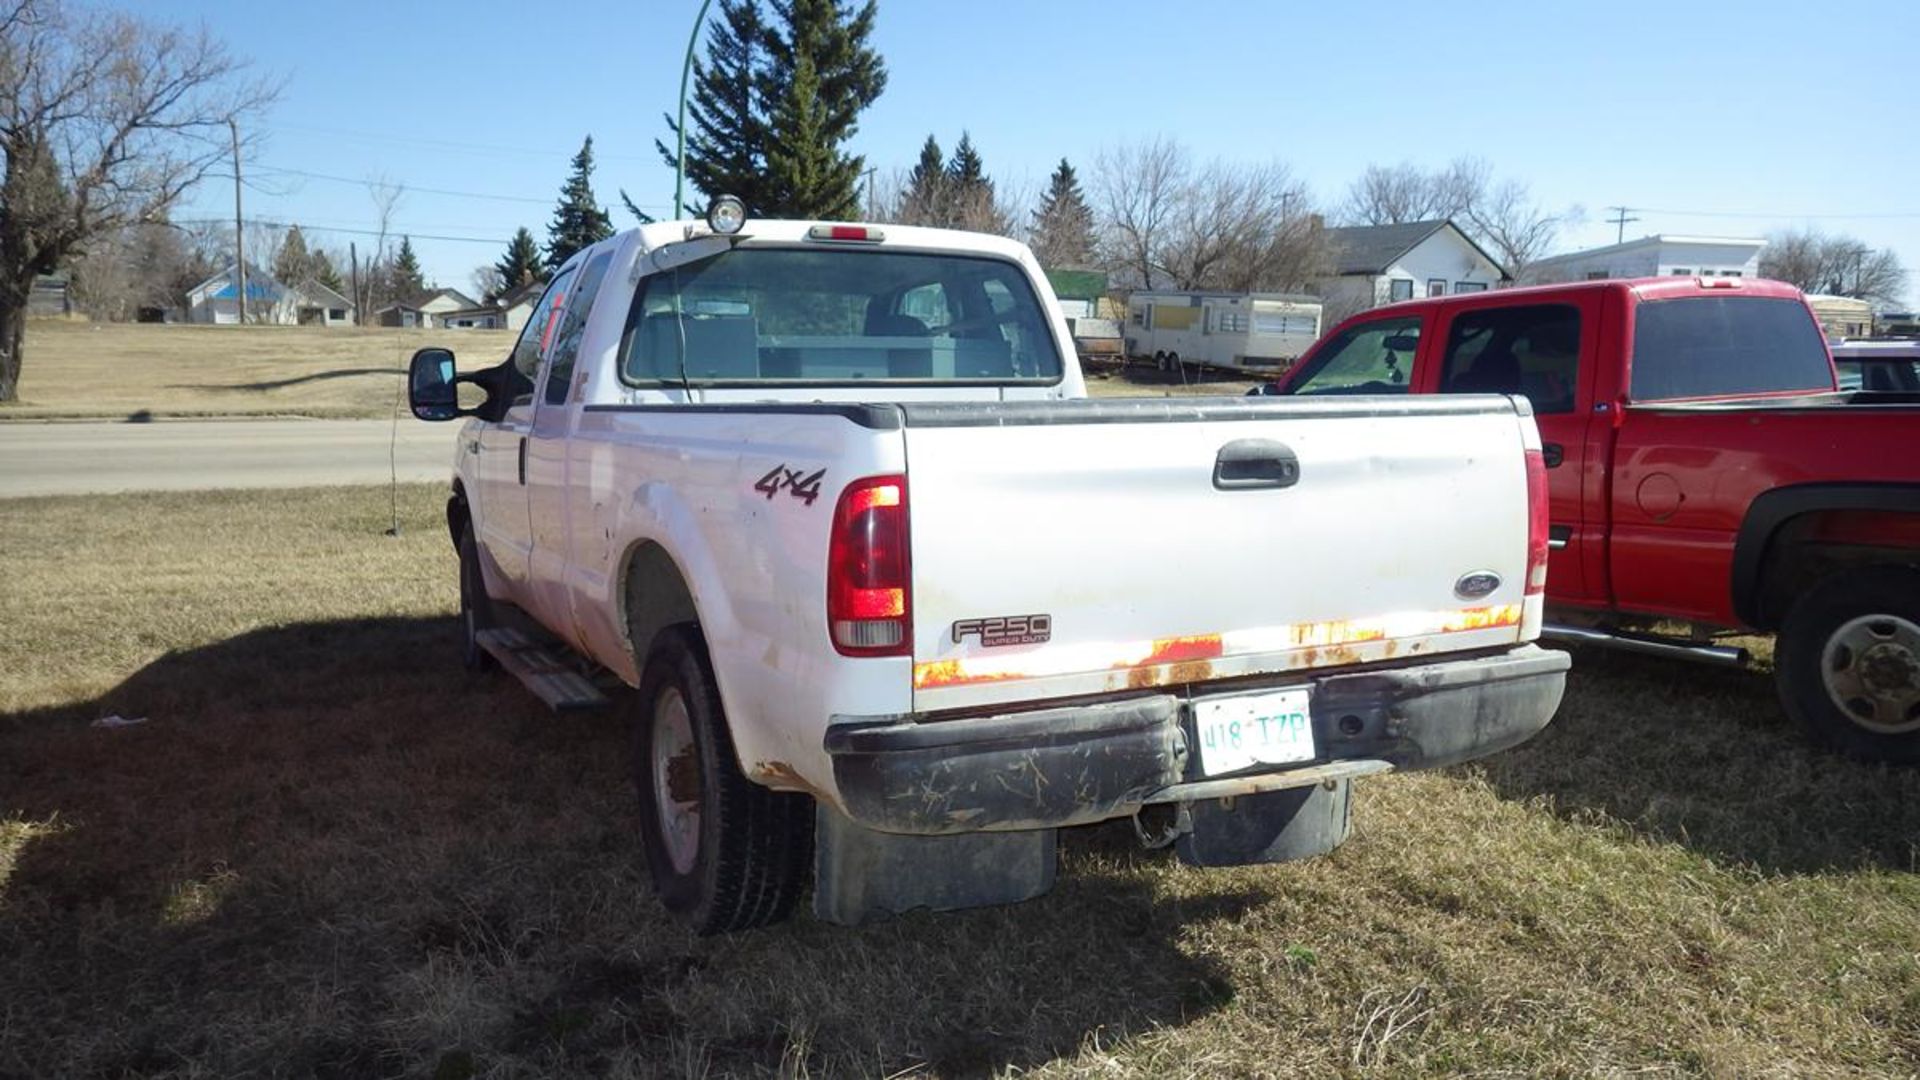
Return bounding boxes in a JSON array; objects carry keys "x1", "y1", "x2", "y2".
[
  {"x1": 517, "y1": 436, "x2": 527, "y2": 485},
  {"x1": 1542, "y1": 442, "x2": 1565, "y2": 469},
  {"x1": 1213, "y1": 439, "x2": 1299, "y2": 491},
  {"x1": 1549, "y1": 524, "x2": 1571, "y2": 550}
]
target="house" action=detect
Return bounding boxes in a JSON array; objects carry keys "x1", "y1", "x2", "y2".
[
  {"x1": 376, "y1": 303, "x2": 430, "y2": 328},
  {"x1": 187, "y1": 264, "x2": 281, "y2": 324},
  {"x1": 288, "y1": 280, "x2": 354, "y2": 326},
  {"x1": 1311, "y1": 220, "x2": 1509, "y2": 318},
  {"x1": 433, "y1": 282, "x2": 545, "y2": 331},
  {"x1": 185, "y1": 265, "x2": 354, "y2": 326},
  {"x1": 416, "y1": 287, "x2": 479, "y2": 326},
  {"x1": 1522, "y1": 234, "x2": 1766, "y2": 285}
]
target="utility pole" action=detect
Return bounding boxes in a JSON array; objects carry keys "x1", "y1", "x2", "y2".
[
  {"x1": 229, "y1": 118, "x2": 245, "y2": 324},
  {"x1": 349, "y1": 242, "x2": 361, "y2": 327},
  {"x1": 673, "y1": 0, "x2": 717, "y2": 218},
  {"x1": 1605, "y1": 205, "x2": 1640, "y2": 245}
]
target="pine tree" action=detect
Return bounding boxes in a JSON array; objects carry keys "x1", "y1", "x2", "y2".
[
  {"x1": 896, "y1": 134, "x2": 948, "y2": 226},
  {"x1": 496, "y1": 227, "x2": 545, "y2": 292},
  {"x1": 311, "y1": 250, "x2": 344, "y2": 294},
  {"x1": 759, "y1": 0, "x2": 886, "y2": 218},
  {"x1": 274, "y1": 225, "x2": 312, "y2": 286},
  {"x1": 393, "y1": 236, "x2": 425, "y2": 301},
  {"x1": 655, "y1": 0, "x2": 769, "y2": 216},
  {"x1": 1029, "y1": 158, "x2": 1095, "y2": 268},
  {"x1": 762, "y1": 53, "x2": 862, "y2": 220},
  {"x1": 545, "y1": 137, "x2": 614, "y2": 270},
  {"x1": 943, "y1": 132, "x2": 1009, "y2": 234}
]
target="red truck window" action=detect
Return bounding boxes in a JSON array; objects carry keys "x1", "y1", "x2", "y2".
[
  {"x1": 1630, "y1": 296, "x2": 1833, "y2": 401},
  {"x1": 1439, "y1": 304, "x2": 1581, "y2": 414},
  {"x1": 1286, "y1": 316, "x2": 1419, "y2": 396}
]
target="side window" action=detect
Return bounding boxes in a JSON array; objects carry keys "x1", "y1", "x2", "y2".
[
  {"x1": 1389, "y1": 278, "x2": 1415, "y2": 302},
  {"x1": 1286, "y1": 317, "x2": 1420, "y2": 396},
  {"x1": 507, "y1": 268, "x2": 576, "y2": 400},
  {"x1": 542, "y1": 251, "x2": 614, "y2": 406},
  {"x1": 1438, "y1": 304, "x2": 1581, "y2": 414}
]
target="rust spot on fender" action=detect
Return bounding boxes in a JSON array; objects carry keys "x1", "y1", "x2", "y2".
[
  {"x1": 1168, "y1": 659, "x2": 1214, "y2": 684},
  {"x1": 751, "y1": 760, "x2": 819, "y2": 796}
]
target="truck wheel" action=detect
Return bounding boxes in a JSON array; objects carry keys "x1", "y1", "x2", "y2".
[
  {"x1": 1776, "y1": 566, "x2": 1920, "y2": 764},
  {"x1": 457, "y1": 523, "x2": 496, "y2": 672},
  {"x1": 633, "y1": 627, "x2": 812, "y2": 934}
]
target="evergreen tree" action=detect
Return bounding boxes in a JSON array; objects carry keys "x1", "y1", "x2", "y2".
[
  {"x1": 896, "y1": 134, "x2": 948, "y2": 226},
  {"x1": 496, "y1": 227, "x2": 545, "y2": 292},
  {"x1": 759, "y1": 0, "x2": 886, "y2": 217},
  {"x1": 762, "y1": 54, "x2": 861, "y2": 220},
  {"x1": 655, "y1": 0, "x2": 770, "y2": 215},
  {"x1": 943, "y1": 132, "x2": 1009, "y2": 234},
  {"x1": 310, "y1": 250, "x2": 344, "y2": 294},
  {"x1": 393, "y1": 236, "x2": 425, "y2": 301},
  {"x1": 274, "y1": 225, "x2": 312, "y2": 286},
  {"x1": 545, "y1": 137, "x2": 614, "y2": 270},
  {"x1": 1029, "y1": 158, "x2": 1095, "y2": 268}
]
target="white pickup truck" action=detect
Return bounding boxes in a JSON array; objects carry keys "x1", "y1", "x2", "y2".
[{"x1": 407, "y1": 203, "x2": 1568, "y2": 934}]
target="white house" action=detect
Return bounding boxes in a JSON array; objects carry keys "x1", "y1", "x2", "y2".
[
  {"x1": 1312, "y1": 220, "x2": 1509, "y2": 319},
  {"x1": 418, "y1": 287, "x2": 479, "y2": 326},
  {"x1": 435, "y1": 282, "x2": 544, "y2": 331},
  {"x1": 1522, "y1": 235, "x2": 1765, "y2": 284},
  {"x1": 186, "y1": 265, "x2": 353, "y2": 325}
]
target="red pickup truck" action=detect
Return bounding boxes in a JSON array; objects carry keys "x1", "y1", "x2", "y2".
[{"x1": 1260, "y1": 277, "x2": 1920, "y2": 762}]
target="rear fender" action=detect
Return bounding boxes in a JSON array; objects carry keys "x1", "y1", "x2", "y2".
[{"x1": 1732, "y1": 484, "x2": 1920, "y2": 628}]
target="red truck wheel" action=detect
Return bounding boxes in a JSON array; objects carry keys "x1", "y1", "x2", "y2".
[
  {"x1": 632, "y1": 627, "x2": 813, "y2": 934},
  {"x1": 1776, "y1": 567, "x2": 1920, "y2": 765}
]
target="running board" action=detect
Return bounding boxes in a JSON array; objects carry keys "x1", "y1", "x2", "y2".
[
  {"x1": 1543, "y1": 624, "x2": 1750, "y2": 668},
  {"x1": 475, "y1": 627, "x2": 610, "y2": 710}
]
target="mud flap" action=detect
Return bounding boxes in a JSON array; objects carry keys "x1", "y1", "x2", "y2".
[
  {"x1": 812, "y1": 805, "x2": 1057, "y2": 926},
  {"x1": 1173, "y1": 779, "x2": 1352, "y2": 868}
]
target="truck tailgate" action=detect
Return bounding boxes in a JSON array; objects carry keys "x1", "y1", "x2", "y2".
[{"x1": 902, "y1": 397, "x2": 1535, "y2": 711}]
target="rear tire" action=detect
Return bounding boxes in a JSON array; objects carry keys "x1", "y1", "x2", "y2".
[
  {"x1": 457, "y1": 522, "x2": 496, "y2": 672},
  {"x1": 1776, "y1": 566, "x2": 1920, "y2": 765},
  {"x1": 633, "y1": 626, "x2": 812, "y2": 934}
]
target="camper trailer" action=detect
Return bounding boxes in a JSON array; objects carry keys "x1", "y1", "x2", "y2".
[{"x1": 1124, "y1": 291, "x2": 1323, "y2": 372}]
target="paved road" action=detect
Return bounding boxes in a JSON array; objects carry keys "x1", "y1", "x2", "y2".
[{"x1": 0, "y1": 419, "x2": 463, "y2": 497}]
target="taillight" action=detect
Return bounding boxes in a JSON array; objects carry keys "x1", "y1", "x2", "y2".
[
  {"x1": 827, "y1": 475, "x2": 910, "y2": 656},
  {"x1": 807, "y1": 224, "x2": 886, "y2": 243},
  {"x1": 1524, "y1": 448, "x2": 1549, "y2": 595}
]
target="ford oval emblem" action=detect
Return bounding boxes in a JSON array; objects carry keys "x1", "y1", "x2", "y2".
[{"x1": 1454, "y1": 571, "x2": 1502, "y2": 600}]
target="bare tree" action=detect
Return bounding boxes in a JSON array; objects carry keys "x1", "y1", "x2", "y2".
[
  {"x1": 1093, "y1": 137, "x2": 1188, "y2": 289},
  {"x1": 470, "y1": 263, "x2": 505, "y2": 303},
  {"x1": 1760, "y1": 228, "x2": 1908, "y2": 307},
  {"x1": 0, "y1": 0, "x2": 276, "y2": 400},
  {"x1": 1341, "y1": 158, "x2": 1488, "y2": 226},
  {"x1": 1092, "y1": 140, "x2": 1330, "y2": 292},
  {"x1": 356, "y1": 177, "x2": 404, "y2": 322},
  {"x1": 1464, "y1": 180, "x2": 1578, "y2": 280}
]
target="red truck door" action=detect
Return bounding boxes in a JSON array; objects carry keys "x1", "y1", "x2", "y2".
[{"x1": 1429, "y1": 292, "x2": 1603, "y2": 604}]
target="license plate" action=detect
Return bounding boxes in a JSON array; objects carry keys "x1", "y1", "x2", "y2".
[{"x1": 1193, "y1": 687, "x2": 1316, "y2": 776}]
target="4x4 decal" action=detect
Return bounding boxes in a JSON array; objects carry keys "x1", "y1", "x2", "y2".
[{"x1": 754, "y1": 465, "x2": 826, "y2": 506}]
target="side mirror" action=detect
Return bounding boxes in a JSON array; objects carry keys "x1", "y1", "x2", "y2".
[{"x1": 409, "y1": 347, "x2": 461, "y2": 421}]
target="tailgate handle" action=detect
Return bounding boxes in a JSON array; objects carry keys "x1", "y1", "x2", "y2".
[{"x1": 1213, "y1": 439, "x2": 1299, "y2": 490}]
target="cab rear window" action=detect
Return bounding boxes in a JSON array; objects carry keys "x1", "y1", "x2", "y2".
[
  {"x1": 1629, "y1": 296, "x2": 1833, "y2": 401},
  {"x1": 618, "y1": 248, "x2": 1062, "y2": 385}
]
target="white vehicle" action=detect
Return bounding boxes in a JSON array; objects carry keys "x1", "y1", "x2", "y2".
[
  {"x1": 1125, "y1": 291, "x2": 1323, "y2": 372},
  {"x1": 406, "y1": 202, "x2": 1567, "y2": 934}
]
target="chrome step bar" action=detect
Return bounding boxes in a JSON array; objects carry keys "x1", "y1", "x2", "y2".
[
  {"x1": 476, "y1": 627, "x2": 611, "y2": 710},
  {"x1": 1543, "y1": 624, "x2": 1750, "y2": 668}
]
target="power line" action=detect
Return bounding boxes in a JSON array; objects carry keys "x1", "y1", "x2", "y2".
[
  {"x1": 172, "y1": 216, "x2": 511, "y2": 246},
  {"x1": 1605, "y1": 205, "x2": 1640, "y2": 244},
  {"x1": 270, "y1": 121, "x2": 659, "y2": 164},
  {"x1": 1631, "y1": 205, "x2": 1920, "y2": 222},
  {"x1": 250, "y1": 164, "x2": 552, "y2": 206}
]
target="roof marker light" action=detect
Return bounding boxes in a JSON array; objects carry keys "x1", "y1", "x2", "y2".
[{"x1": 808, "y1": 224, "x2": 885, "y2": 243}]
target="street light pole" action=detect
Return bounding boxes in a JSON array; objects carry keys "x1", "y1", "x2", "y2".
[{"x1": 673, "y1": 0, "x2": 716, "y2": 220}]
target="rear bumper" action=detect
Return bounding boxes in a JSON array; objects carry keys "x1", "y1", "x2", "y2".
[{"x1": 823, "y1": 644, "x2": 1569, "y2": 835}]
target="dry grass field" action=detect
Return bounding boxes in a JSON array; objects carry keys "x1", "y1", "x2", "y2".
[
  {"x1": 1, "y1": 321, "x2": 516, "y2": 421},
  {"x1": 0, "y1": 321, "x2": 1249, "y2": 421},
  {"x1": 3, "y1": 486, "x2": 1919, "y2": 1078}
]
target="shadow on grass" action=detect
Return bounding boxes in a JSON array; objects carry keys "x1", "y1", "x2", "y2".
[
  {"x1": 1, "y1": 617, "x2": 1242, "y2": 1078},
  {"x1": 1472, "y1": 646, "x2": 1920, "y2": 876},
  {"x1": 168, "y1": 367, "x2": 400, "y2": 393}
]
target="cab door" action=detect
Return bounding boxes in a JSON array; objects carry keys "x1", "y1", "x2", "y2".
[
  {"x1": 525, "y1": 248, "x2": 613, "y2": 644},
  {"x1": 1431, "y1": 293, "x2": 1602, "y2": 603},
  {"x1": 474, "y1": 267, "x2": 575, "y2": 606}
]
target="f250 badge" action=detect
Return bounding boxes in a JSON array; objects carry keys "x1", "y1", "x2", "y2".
[
  {"x1": 952, "y1": 614, "x2": 1053, "y2": 648},
  {"x1": 754, "y1": 465, "x2": 825, "y2": 506}
]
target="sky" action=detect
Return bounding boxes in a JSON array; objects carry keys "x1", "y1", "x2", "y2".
[{"x1": 164, "y1": 0, "x2": 1920, "y2": 308}]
